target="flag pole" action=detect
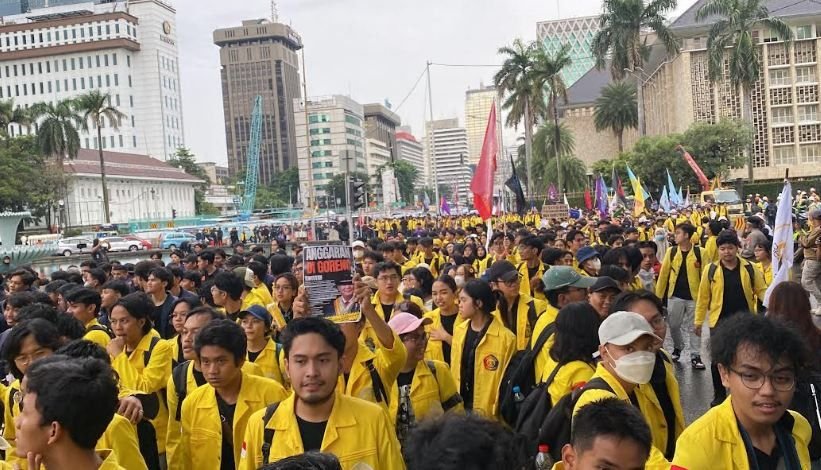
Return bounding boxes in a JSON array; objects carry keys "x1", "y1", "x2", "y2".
[{"x1": 426, "y1": 61, "x2": 440, "y2": 214}]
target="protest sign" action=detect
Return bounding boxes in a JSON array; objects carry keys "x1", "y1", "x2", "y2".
[{"x1": 302, "y1": 244, "x2": 360, "y2": 323}]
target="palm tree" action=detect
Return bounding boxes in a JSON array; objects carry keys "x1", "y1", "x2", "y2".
[
  {"x1": 74, "y1": 90, "x2": 126, "y2": 223},
  {"x1": 517, "y1": 122, "x2": 576, "y2": 191},
  {"x1": 494, "y1": 39, "x2": 545, "y2": 198},
  {"x1": 591, "y1": 0, "x2": 680, "y2": 135},
  {"x1": 696, "y1": 0, "x2": 793, "y2": 182},
  {"x1": 532, "y1": 43, "x2": 572, "y2": 194},
  {"x1": 594, "y1": 81, "x2": 639, "y2": 152},
  {"x1": 545, "y1": 155, "x2": 588, "y2": 193},
  {"x1": 0, "y1": 100, "x2": 31, "y2": 140}
]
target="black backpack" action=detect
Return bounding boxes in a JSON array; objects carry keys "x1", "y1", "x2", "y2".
[
  {"x1": 789, "y1": 372, "x2": 821, "y2": 460},
  {"x1": 513, "y1": 360, "x2": 568, "y2": 454},
  {"x1": 498, "y1": 320, "x2": 555, "y2": 427},
  {"x1": 87, "y1": 323, "x2": 115, "y2": 339},
  {"x1": 537, "y1": 377, "x2": 614, "y2": 461}
]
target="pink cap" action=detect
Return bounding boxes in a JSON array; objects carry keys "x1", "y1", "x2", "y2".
[{"x1": 387, "y1": 312, "x2": 432, "y2": 335}]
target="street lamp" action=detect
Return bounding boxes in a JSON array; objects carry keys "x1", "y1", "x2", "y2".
[{"x1": 58, "y1": 199, "x2": 65, "y2": 233}]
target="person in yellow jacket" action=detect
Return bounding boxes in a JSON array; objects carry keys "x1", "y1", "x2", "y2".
[
  {"x1": 753, "y1": 239, "x2": 774, "y2": 287},
  {"x1": 694, "y1": 230, "x2": 768, "y2": 406},
  {"x1": 478, "y1": 232, "x2": 510, "y2": 275},
  {"x1": 516, "y1": 236, "x2": 547, "y2": 301},
  {"x1": 416, "y1": 237, "x2": 446, "y2": 278},
  {"x1": 386, "y1": 312, "x2": 464, "y2": 444},
  {"x1": 13, "y1": 355, "x2": 128, "y2": 470},
  {"x1": 240, "y1": 305, "x2": 285, "y2": 385},
  {"x1": 572, "y1": 311, "x2": 671, "y2": 469},
  {"x1": 702, "y1": 220, "x2": 722, "y2": 265},
  {"x1": 672, "y1": 314, "x2": 812, "y2": 469},
  {"x1": 363, "y1": 262, "x2": 423, "y2": 347},
  {"x1": 486, "y1": 260, "x2": 547, "y2": 350},
  {"x1": 541, "y1": 303, "x2": 598, "y2": 404},
  {"x1": 451, "y1": 279, "x2": 516, "y2": 420},
  {"x1": 553, "y1": 397, "x2": 653, "y2": 470},
  {"x1": 64, "y1": 288, "x2": 114, "y2": 349},
  {"x1": 166, "y1": 297, "x2": 198, "y2": 368},
  {"x1": 246, "y1": 261, "x2": 275, "y2": 306},
  {"x1": 424, "y1": 275, "x2": 464, "y2": 365},
  {"x1": 267, "y1": 273, "x2": 299, "y2": 333},
  {"x1": 179, "y1": 319, "x2": 288, "y2": 470},
  {"x1": 239, "y1": 316, "x2": 405, "y2": 470},
  {"x1": 655, "y1": 222, "x2": 705, "y2": 367},
  {"x1": 108, "y1": 292, "x2": 173, "y2": 465}
]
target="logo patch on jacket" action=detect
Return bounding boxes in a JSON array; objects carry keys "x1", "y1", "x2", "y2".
[{"x1": 483, "y1": 354, "x2": 499, "y2": 371}]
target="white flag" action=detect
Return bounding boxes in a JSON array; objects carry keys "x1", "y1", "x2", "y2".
[{"x1": 764, "y1": 180, "x2": 793, "y2": 307}]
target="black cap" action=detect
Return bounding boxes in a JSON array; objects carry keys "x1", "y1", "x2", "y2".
[
  {"x1": 486, "y1": 260, "x2": 519, "y2": 282},
  {"x1": 590, "y1": 276, "x2": 621, "y2": 293}
]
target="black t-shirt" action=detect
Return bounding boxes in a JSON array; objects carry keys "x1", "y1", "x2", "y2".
[
  {"x1": 381, "y1": 304, "x2": 394, "y2": 323},
  {"x1": 248, "y1": 349, "x2": 261, "y2": 363},
  {"x1": 440, "y1": 313, "x2": 457, "y2": 364},
  {"x1": 672, "y1": 249, "x2": 693, "y2": 300},
  {"x1": 215, "y1": 394, "x2": 236, "y2": 470},
  {"x1": 651, "y1": 352, "x2": 677, "y2": 459},
  {"x1": 192, "y1": 367, "x2": 207, "y2": 387},
  {"x1": 720, "y1": 264, "x2": 748, "y2": 321},
  {"x1": 460, "y1": 321, "x2": 490, "y2": 411},
  {"x1": 753, "y1": 444, "x2": 782, "y2": 470},
  {"x1": 397, "y1": 370, "x2": 415, "y2": 388},
  {"x1": 297, "y1": 416, "x2": 328, "y2": 452}
]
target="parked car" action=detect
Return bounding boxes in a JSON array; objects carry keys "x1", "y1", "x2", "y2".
[
  {"x1": 123, "y1": 235, "x2": 152, "y2": 250},
  {"x1": 160, "y1": 232, "x2": 196, "y2": 250},
  {"x1": 99, "y1": 236, "x2": 143, "y2": 252},
  {"x1": 54, "y1": 238, "x2": 93, "y2": 257}
]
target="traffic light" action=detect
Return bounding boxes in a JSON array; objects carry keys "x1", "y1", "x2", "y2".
[
  {"x1": 171, "y1": 208, "x2": 177, "y2": 219},
  {"x1": 349, "y1": 177, "x2": 366, "y2": 210}
]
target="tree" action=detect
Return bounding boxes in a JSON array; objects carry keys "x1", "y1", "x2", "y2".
[
  {"x1": 494, "y1": 38, "x2": 545, "y2": 198},
  {"x1": 254, "y1": 168, "x2": 300, "y2": 208},
  {"x1": 0, "y1": 136, "x2": 61, "y2": 220},
  {"x1": 376, "y1": 160, "x2": 419, "y2": 205},
  {"x1": 167, "y1": 147, "x2": 213, "y2": 216},
  {"x1": 594, "y1": 80, "x2": 639, "y2": 152},
  {"x1": 30, "y1": 99, "x2": 82, "y2": 166},
  {"x1": 0, "y1": 100, "x2": 30, "y2": 140},
  {"x1": 74, "y1": 91, "x2": 127, "y2": 224},
  {"x1": 516, "y1": 122, "x2": 575, "y2": 192},
  {"x1": 546, "y1": 156, "x2": 588, "y2": 193},
  {"x1": 681, "y1": 118, "x2": 751, "y2": 179},
  {"x1": 696, "y1": 0, "x2": 793, "y2": 182},
  {"x1": 531, "y1": 43, "x2": 572, "y2": 195},
  {"x1": 592, "y1": 0, "x2": 680, "y2": 135},
  {"x1": 326, "y1": 172, "x2": 370, "y2": 208}
]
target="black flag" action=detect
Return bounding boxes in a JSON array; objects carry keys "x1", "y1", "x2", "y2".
[{"x1": 505, "y1": 173, "x2": 526, "y2": 215}]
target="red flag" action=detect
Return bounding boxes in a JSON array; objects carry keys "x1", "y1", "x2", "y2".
[
  {"x1": 584, "y1": 187, "x2": 593, "y2": 210},
  {"x1": 470, "y1": 102, "x2": 498, "y2": 220}
]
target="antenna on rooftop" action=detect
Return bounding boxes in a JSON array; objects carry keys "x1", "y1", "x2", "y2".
[{"x1": 271, "y1": 0, "x2": 279, "y2": 22}]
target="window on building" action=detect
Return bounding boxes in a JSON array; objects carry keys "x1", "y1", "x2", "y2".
[
  {"x1": 72, "y1": 78, "x2": 76, "y2": 90},
  {"x1": 56, "y1": 80, "x2": 60, "y2": 92},
  {"x1": 801, "y1": 144, "x2": 821, "y2": 163},
  {"x1": 799, "y1": 104, "x2": 819, "y2": 122},
  {"x1": 85, "y1": 138, "x2": 90, "y2": 148},
  {"x1": 769, "y1": 69, "x2": 790, "y2": 86},
  {"x1": 46, "y1": 61, "x2": 50, "y2": 73},
  {"x1": 771, "y1": 106, "x2": 793, "y2": 124},
  {"x1": 47, "y1": 82, "x2": 51, "y2": 93},
  {"x1": 796, "y1": 66, "x2": 817, "y2": 83},
  {"x1": 37, "y1": 63, "x2": 41, "y2": 74},
  {"x1": 114, "y1": 74, "x2": 119, "y2": 86},
  {"x1": 126, "y1": 55, "x2": 130, "y2": 67},
  {"x1": 133, "y1": 136, "x2": 137, "y2": 147},
  {"x1": 110, "y1": 136, "x2": 114, "y2": 148},
  {"x1": 106, "y1": 75, "x2": 110, "y2": 87},
  {"x1": 774, "y1": 145, "x2": 797, "y2": 165},
  {"x1": 80, "y1": 77, "x2": 85, "y2": 89},
  {"x1": 796, "y1": 25, "x2": 814, "y2": 40},
  {"x1": 112, "y1": 53, "x2": 117, "y2": 66},
  {"x1": 128, "y1": 75, "x2": 132, "y2": 87}
]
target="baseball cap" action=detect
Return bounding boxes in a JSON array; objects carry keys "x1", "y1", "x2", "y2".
[
  {"x1": 232, "y1": 266, "x2": 255, "y2": 289},
  {"x1": 239, "y1": 305, "x2": 272, "y2": 328},
  {"x1": 486, "y1": 260, "x2": 520, "y2": 283},
  {"x1": 387, "y1": 311, "x2": 432, "y2": 335},
  {"x1": 576, "y1": 246, "x2": 599, "y2": 264},
  {"x1": 542, "y1": 266, "x2": 597, "y2": 291},
  {"x1": 590, "y1": 276, "x2": 621, "y2": 293},
  {"x1": 352, "y1": 240, "x2": 366, "y2": 249},
  {"x1": 599, "y1": 311, "x2": 661, "y2": 346}
]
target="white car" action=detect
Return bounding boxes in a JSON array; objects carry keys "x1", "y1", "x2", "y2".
[
  {"x1": 54, "y1": 238, "x2": 93, "y2": 257},
  {"x1": 100, "y1": 236, "x2": 143, "y2": 252}
]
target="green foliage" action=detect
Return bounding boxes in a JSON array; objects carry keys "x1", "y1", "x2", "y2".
[
  {"x1": 30, "y1": 99, "x2": 82, "y2": 163},
  {"x1": 326, "y1": 172, "x2": 370, "y2": 207},
  {"x1": 254, "y1": 167, "x2": 300, "y2": 208},
  {"x1": 494, "y1": 39, "x2": 546, "y2": 130},
  {"x1": 681, "y1": 119, "x2": 751, "y2": 174},
  {"x1": 545, "y1": 156, "x2": 588, "y2": 193},
  {"x1": 376, "y1": 160, "x2": 418, "y2": 205},
  {"x1": 516, "y1": 122, "x2": 576, "y2": 190},
  {"x1": 0, "y1": 135, "x2": 61, "y2": 219},
  {"x1": 594, "y1": 80, "x2": 638, "y2": 152},
  {"x1": 0, "y1": 100, "x2": 30, "y2": 139},
  {"x1": 167, "y1": 147, "x2": 212, "y2": 215}
]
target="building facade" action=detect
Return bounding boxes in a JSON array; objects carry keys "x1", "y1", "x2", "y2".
[
  {"x1": 64, "y1": 148, "x2": 201, "y2": 225},
  {"x1": 363, "y1": 102, "x2": 400, "y2": 160},
  {"x1": 642, "y1": 0, "x2": 821, "y2": 180},
  {"x1": 214, "y1": 19, "x2": 303, "y2": 184},
  {"x1": 425, "y1": 118, "x2": 471, "y2": 205},
  {"x1": 536, "y1": 15, "x2": 599, "y2": 87},
  {"x1": 465, "y1": 84, "x2": 503, "y2": 164},
  {"x1": 293, "y1": 95, "x2": 366, "y2": 206},
  {"x1": 0, "y1": 0, "x2": 184, "y2": 160},
  {"x1": 396, "y1": 126, "x2": 426, "y2": 186},
  {"x1": 197, "y1": 161, "x2": 229, "y2": 185}
]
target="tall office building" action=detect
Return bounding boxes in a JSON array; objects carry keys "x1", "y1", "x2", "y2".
[
  {"x1": 425, "y1": 118, "x2": 470, "y2": 205},
  {"x1": 465, "y1": 83, "x2": 502, "y2": 164},
  {"x1": 363, "y1": 103, "x2": 400, "y2": 160},
  {"x1": 536, "y1": 15, "x2": 599, "y2": 87},
  {"x1": 214, "y1": 19, "x2": 303, "y2": 184},
  {"x1": 293, "y1": 95, "x2": 366, "y2": 206},
  {"x1": 0, "y1": 0, "x2": 185, "y2": 160},
  {"x1": 396, "y1": 126, "x2": 425, "y2": 186}
]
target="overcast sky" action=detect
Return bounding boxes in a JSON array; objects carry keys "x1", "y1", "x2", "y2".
[{"x1": 174, "y1": 0, "x2": 699, "y2": 165}]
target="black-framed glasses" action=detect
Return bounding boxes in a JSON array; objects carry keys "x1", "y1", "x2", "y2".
[{"x1": 727, "y1": 367, "x2": 796, "y2": 392}]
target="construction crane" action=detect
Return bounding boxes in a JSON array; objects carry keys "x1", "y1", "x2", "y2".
[{"x1": 240, "y1": 95, "x2": 263, "y2": 221}]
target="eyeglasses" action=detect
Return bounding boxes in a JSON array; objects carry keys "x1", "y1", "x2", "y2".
[
  {"x1": 14, "y1": 349, "x2": 50, "y2": 367},
  {"x1": 648, "y1": 314, "x2": 666, "y2": 328},
  {"x1": 727, "y1": 367, "x2": 796, "y2": 392}
]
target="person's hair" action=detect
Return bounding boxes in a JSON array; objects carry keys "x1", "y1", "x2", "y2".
[
  {"x1": 419, "y1": 237, "x2": 434, "y2": 248},
  {"x1": 637, "y1": 240, "x2": 657, "y2": 254},
  {"x1": 597, "y1": 265, "x2": 630, "y2": 284},
  {"x1": 675, "y1": 222, "x2": 696, "y2": 237},
  {"x1": 101, "y1": 280, "x2": 130, "y2": 297},
  {"x1": 570, "y1": 397, "x2": 652, "y2": 459},
  {"x1": 184, "y1": 254, "x2": 198, "y2": 265},
  {"x1": 110, "y1": 264, "x2": 127, "y2": 273},
  {"x1": 411, "y1": 267, "x2": 435, "y2": 297},
  {"x1": 275, "y1": 273, "x2": 299, "y2": 291},
  {"x1": 711, "y1": 314, "x2": 809, "y2": 372},
  {"x1": 541, "y1": 247, "x2": 570, "y2": 265},
  {"x1": 601, "y1": 247, "x2": 628, "y2": 268},
  {"x1": 171, "y1": 296, "x2": 201, "y2": 313},
  {"x1": 374, "y1": 261, "x2": 402, "y2": 278},
  {"x1": 194, "y1": 319, "x2": 247, "y2": 365},
  {"x1": 25, "y1": 356, "x2": 118, "y2": 449},
  {"x1": 56, "y1": 315, "x2": 85, "y2": 341},
  {"x1": 461, "y1": 280, "x2": 495, "y2": 316},
  {"x1": 30, "y1": 291, "x2": 53, "y2": 306},
  {"x1": 269, "y1": 254, "x2": 293, "y2": 277},
  {"x1": 49, "y1": 271, "x2": 70, "y2": 282},
  {"x1": 403, "y1": 413, "x2": 528, "y2": 470},
  {"x1": 566, "y1": 229, "x2": 584, "y2": 243},
  {"x1": 213, "y1": 272, "x2": 244, "y2": 301},
  {"x1": 754, "y1": 239, "x2": 772, "y2": 258},
  {"x1": 197, "y1": 250, "x2": 216, "y2": 264},
  {"x1": 550, "y1": 302, "x2": 601, "y2": 364},
  {"x1": 610, "y1": 289, "x2": 664, "y2": 316},
  {"x1": 148, "y1": 267, "x2": 173, "y2": 289},
  {"x1": 716, "y1": 230, "x2": 741, "y2": 247},
  {"x1": 185, "y1": 305, "x2": 224, "y2": 321},
  {"x1": 247, "y1": 261, "x2": 268, "y2": 282},
  {"x1": 767, "y1": 281, "x2": 821, "y2": 353},
  {"x1": 86, "y1": 268, "x2": 107, "y2": 286},
  {"x1": 7, "y1": 291, "x2": 35, "y2": 310},
  {"x1": 44, "y1": 279, "x2": 68, "y2": 295},
  {"x1": 3, "y1": 319, "x2": 63, "y2": 379},
  {"x1": 133, "y1": 260, "x2": 158, "y2": 281},
  {"x1": 181, "y1": 271, "x2": 202, "y2": 288},
  {"x1": 280, "y1": 317, "x2": 345, "y2": 359},
  {"x1": 64, "y1": 287, "x2": 101, "y2": 313},
  {"x1": 434, "y1": 274, "x2": 457, "y2": 293},
  {"x1": 167, "y1": 266, "x2": 184, "y2": 281},
  {"x1": 79, "y1": 260, "x2": 97, "y2": 269},
  {"x1": 708, "y1": 220, "x2": 723, "y2": 236},
  {"x1": 519, "y1": 236, "x2": 544, "y2": 251},
  {"x1": 259, "y1": 452, "x2": 342, "y2": 470},
  {"x1": 17, "y1": 303, "x2": 60, "y2": 325},
  {"x1": 361, "y1": 251, "x2": 384, "y2": 263},
  {"x1": 747, "y1": 216, "x2": 765, "y2": 229},
  {"x1": 113, "y1": 292, "x2": 154, "y2": 335},
  {"x1": 56, "y1": 339, "x2": 110, "y2": 363}
]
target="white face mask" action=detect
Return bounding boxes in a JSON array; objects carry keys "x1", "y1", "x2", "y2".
[
  {"x1": 454, "y1": 275, "x2": 466, "y2": 288},
  {"x1": 585, "y1": 259, "x2": 602, "y2": 272},
  {"x1": 606, "y1": 348, "x2": 656, "y2": 384},
  {"x1": 353, "y1": 249, "x2": 364, "y2": 260}
]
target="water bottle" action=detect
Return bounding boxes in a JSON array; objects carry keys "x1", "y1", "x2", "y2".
[
  {"x1": 512, "y1": 385, "x2": 525, "y2": 403},
  {"x1": 535, "y1": 444, "x2": 554, "y2": 469}
]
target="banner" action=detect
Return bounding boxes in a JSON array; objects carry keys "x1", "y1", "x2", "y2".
[
  {"x1": 303, "y1": 244, "x2": 360, "y2": 323},
  {"x1": 764, "y1": 181, "x2": 793, "y2": 306}
]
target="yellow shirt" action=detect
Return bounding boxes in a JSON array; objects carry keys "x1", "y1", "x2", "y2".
[
  {"x1": 517, "y1": 261, "x2": 546, "y2": 301},
  {"x1": 695, "y1": 257, "x2": 768, "y2": 328},
  {"x1": 239, "y1": 392, "x2": 406, "y2": 470},
  {"x1": 84, "y1": 318, "x2": 112, "y2": 348},
  {"x1": 337, "y1": 334, "x2": 407, "y2": 413},
  {"x1": 247, "y1": 338, "x2": 285, "y2": 385},
  {"x1": 529, "y1": 302, "x2": 560, "y2": 382},
  {"x1": 492, "y1": 293, "x2": 547, "y2": 351},
  {"x1": 422, "y1": 307, "x2": 465, "y2": 365},
  {"x1": 388, "y1": 359, "x2": 464, "y2": 424},
  {"x1": 362, "y1": 291, "x2": 423, "y2": 347},
  {"x1": 543, "y1": 360, "x2": 596, "y2": 406},
  {"x1": 97, "y1": 414, "x2": 148, "y2": 470}
]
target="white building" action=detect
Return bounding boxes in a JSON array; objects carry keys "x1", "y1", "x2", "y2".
[
  {"x1": 0, "y1": 0, "x2": 185, "y2": 160},
  {"x1": 465, "y1": 84, "x2": 502, "y2": 164},
  {"x1": 396, "y1": 126, "x2": 426, "y2": 186},
  {"x1": 425, "y1": 118, "x2": 470, "y2": 205},
  {"x1": 293, "y1": 95, "x2": 366, "y2": 206},
  {"x1": 364, "y1": 137, "x2": 391, "y2": 205},
  {"x1": 63, "y1": 148, "x2": 201, "y2": 226}
]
